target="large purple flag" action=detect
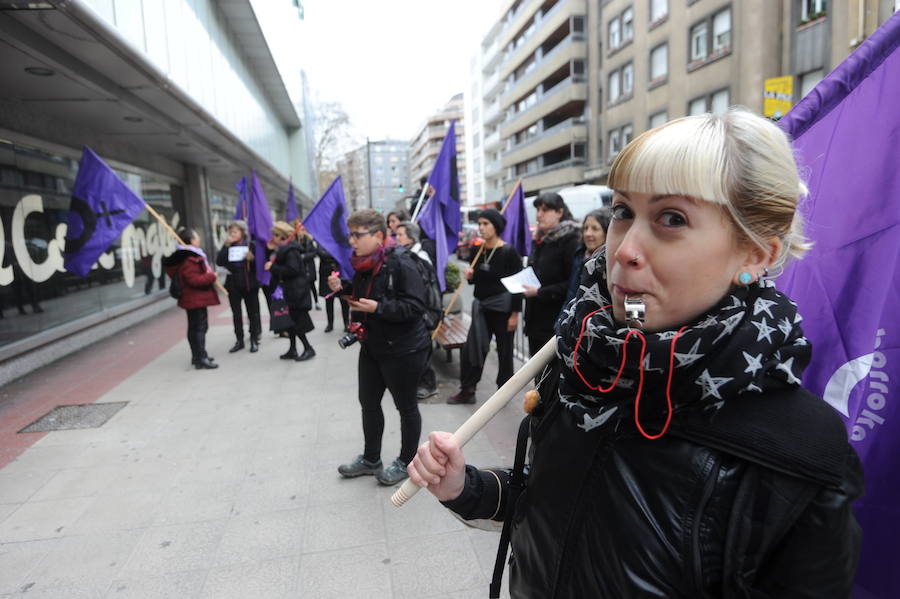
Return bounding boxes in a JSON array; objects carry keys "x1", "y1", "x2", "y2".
[
  {"x1": 285, "y1": 180, "x2": 299, "y2": 222},
  {"x1": 417, "y1": 120, "x2": 461, "y2": 290},
  {"x1": 234, "y1": 177, "x2": 248, "y2": 221},
  {"x1": 500, "y1": 182, "x2": 531, "y2": 257},
  {"x1": 777, "y1": 13, "x2": 900, "y2": 598},
  {"x1": 248, "y1": 171, "x2": 274, "y2": 286},
  {"x1": 63, "y1": 146, "x2": 146, "y2": 277},
  {"x1": 303, "y1": 176, "x2": 354, "y2": 278}
]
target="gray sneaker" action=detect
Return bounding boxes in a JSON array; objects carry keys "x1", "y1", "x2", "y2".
[
  {"x1": 376, "y1": 459, "x2": 409, "y2": 486},
  {"x1": 338, "y1": 455, "x2": 382, "y2": 478}
]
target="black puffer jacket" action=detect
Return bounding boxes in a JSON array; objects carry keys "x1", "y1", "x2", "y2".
[
  {"x1": 444, "y1": 367, "x2": 863, "y2": 598},
  {"x1": 524, "y1": 222, "x2": 580, "y2": 340},
  {"x1": 269, "y1": 239, "x2": 316, "y2": 309},
  {"x1": 342, "y1": 247, "x2": 429, "y2": 357}
]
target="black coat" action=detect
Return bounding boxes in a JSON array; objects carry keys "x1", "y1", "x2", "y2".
[
  {"x1": 317, "y1": 246, "x2": 340, "y2": 297},
  {"x1": 269, "y1": 239, "x2": 316, "y2": 309},
  {"x1": 524, "y1": 223, "x2": 580, "y2": 340},
  {"x1": 444, "y1": 370, "x2": 863, "y2": 598},
  {"x1": 215, "y1": 242, "x2": 259, "y2": 292}
]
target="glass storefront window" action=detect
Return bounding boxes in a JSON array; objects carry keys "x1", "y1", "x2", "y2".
[{"x1": 0, "y1": 139, "x2": 179, "y2": 348}]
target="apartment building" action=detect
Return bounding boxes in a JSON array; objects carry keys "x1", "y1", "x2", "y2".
[{"x1": 408, "y1": 94, "x2": 467, "y2": 204}]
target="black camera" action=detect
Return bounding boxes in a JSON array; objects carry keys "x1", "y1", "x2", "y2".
[{"x1": 338, "y1": 322, "x2": 368, "y2": 349}]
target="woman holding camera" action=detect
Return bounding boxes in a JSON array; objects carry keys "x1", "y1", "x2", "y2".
[
  {"x1": 327, "y1": 209, "x2": 429, "y2": 486},
  {"x1": 266, "y1": 221, "x2": 316, "y2": 361},
  {"x1": 408, "y1": 110, "x2": 862, "y2": 598}
]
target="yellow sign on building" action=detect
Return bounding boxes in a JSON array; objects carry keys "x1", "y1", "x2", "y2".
[{"x1": 764, "y1": 76, "x2": 794, "y2": 119}]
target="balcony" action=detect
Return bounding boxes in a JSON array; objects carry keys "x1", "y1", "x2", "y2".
[
  {"x1": 499, "y1": 0, "x2": 544, "y2": 51},
  {"x1": 484, "y1": 129, "x2": 502, "y2": 150},
  {"x1": 501, "y1": 76, "x2": 588, "y2": 138},
  {"x1": 502, "y1": 117, "x2": 586, "y2": 167},
  {"x1": 500, "y1": 0, "x2": 584, "y2": 81},
  {"x1": 484, "y1": 70, "x2": 503, "y2": 100},
  {"x1": 502, "y1": 34, "x2": 586, "y2": 110},
  {"x1": 485, "y1": 159, "x2": 503, "y2": 176},
  {"x1": 484, "y1": 99, "x2": 503, "y2": 126},
  {"x1": 504, "y1": 158, "x2": 587, "y2": 194}
]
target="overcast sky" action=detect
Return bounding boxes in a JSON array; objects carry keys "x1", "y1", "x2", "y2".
[{"x1": 299, "y1": 0, "x2": 505, "y2": 143}]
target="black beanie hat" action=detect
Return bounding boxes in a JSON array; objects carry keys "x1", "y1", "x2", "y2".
[{"x1": 478, "y1": 208, "x2": 506, "y2": 235}]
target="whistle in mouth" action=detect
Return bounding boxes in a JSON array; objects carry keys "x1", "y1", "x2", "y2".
[{"x1": 624, "y1": 296, "x2": 646, "y2": 329}]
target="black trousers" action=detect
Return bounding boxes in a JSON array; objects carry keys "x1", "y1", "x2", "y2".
[
  {"x1": 325, "y1": 296, "x2": 349, "y2": 329},
  {"x1": 418, "y1": 345, "x2": 437, "y2": 391},
  {"x1": 186, "y1": 307, "x2": 209, "y2": 362},
  {"x1": 528, "y1": 331, "x2": 554, "y2": 359},
  {"x1": 461, "y1": 310, "x2": 515, "y2": 389},
  {"x1": 358, "y1": 345, "x2": 428, "y2": 465},
  {"x1": 228, "y1": 287, "x2": 261, "y2": 342}
]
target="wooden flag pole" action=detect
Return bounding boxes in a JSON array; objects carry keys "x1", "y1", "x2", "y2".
[
  {"x1": 431, "y1": 179, "x2": 523, "y2": 340},
  {"x1": 410, "y1": 183, "x2": 431, "y2": 224},
  {"x1": 144, "y1": 202, "x2": 229, "y2": 296}
]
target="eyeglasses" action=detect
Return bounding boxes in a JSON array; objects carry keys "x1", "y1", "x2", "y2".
[{"x1": 349, "y1": 229, "x2": 377, "y2": 240}]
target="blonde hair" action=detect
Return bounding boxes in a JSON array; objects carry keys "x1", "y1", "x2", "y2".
[{"x1": 608, "y1": 108, "x2": 811, "y2": 272}]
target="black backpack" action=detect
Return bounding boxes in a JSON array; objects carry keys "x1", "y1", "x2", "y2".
[
  {"x1": 388, "y1": 247, "x2": 443, "y2": 331},
  {"x1": 169, "y1": 274, "x2": 182, "y2": 299}
]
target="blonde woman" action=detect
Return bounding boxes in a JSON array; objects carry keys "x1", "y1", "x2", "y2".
[{"x1": 409, "y1": 109, "x2": 862, "y2": 598}]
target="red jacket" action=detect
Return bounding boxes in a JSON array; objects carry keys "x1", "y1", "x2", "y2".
[{"x1": 165, "y1": 252, "x2": 220, "y2": 310}]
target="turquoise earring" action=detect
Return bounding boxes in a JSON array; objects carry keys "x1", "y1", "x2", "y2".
[{"x1": 738, "y1": 272, "x2": 753, "y2": 285}]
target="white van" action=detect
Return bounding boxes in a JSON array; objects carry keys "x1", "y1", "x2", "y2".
[{"x1": 525, "y1": 185, "x2": 613, "y2": 225}]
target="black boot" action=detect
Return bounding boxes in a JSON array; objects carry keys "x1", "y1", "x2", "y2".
[
  {"x1": 194, "y1": 357, "x2": 219, "y2": 370},
  {"x1": 447, "y1": 387, "x2": 476, "y2": 405},
  {"x1": 324, "y1": 323, "x2": 334, "y2": 333},
  {"x1": 295, "y1": 347, "x2": 316, "y2": 361},
  {"x1": 228, "y1": 340, "x2": 245, "y2": 353},
  {"x1": 249, "y1": 338, "x2": 259, "y2": 353}
]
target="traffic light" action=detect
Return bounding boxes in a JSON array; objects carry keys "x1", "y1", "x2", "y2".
[{"x1": 397, "y1": 184, "x2": 405, "y2": 193}]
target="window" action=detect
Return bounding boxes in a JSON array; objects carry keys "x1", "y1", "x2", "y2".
[
  {"x1": 473, "y1": 133, "x2": 480, "y2": 148},
  {"x1": 649, "y1": 110, "x2": 668, "y2": 128},
  {"x1": 622, "y1": 62, "x2": 634, "y2": 95},
  {"x1": 712, "y1": 8, "x2": 732, "y2": 52},
  {"x1": 608, "y1": 70, "x2": 622, "y2": 103},
  {"x1": 800, "y1": 0, "x2": 827, "y2": 22},
  {"x1": 688, "y1": 96, "x2": 707, "y2": 115},
  {"x1": 572, "y1": 15, "x2": 585, "y2": 33},
  {"x1": 608, "y1": 129, "x2": 621, "y2": 161},
  {"x1": 650, "y1": 43, "x2": 668, "y2": 81},
  {"x1": 622, "y1": 124, "x2": 634, "y2": 146},
  {"x1": 608, "y1": 124, "x2": 634, "y2": 162},
  {"x1": 650, "y1": 0, "x2": 668, "y2": 23},
  {"x1": 711, "y1": 89, "x2": 729, "y2": 114},
  {"x1": 622, "y1": 7, "x2": 634, "y2": 42},
  {"x1": 609, "y1": 16, "x2": 621, "y2": 49},
  {"x1": 690, "y1": 21, "x2": 708, "y2": 61},
  {"x1": 799, "y1": 69, "x2": 825, "y2": 99}
]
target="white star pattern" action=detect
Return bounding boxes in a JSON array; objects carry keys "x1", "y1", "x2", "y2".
[
  {"x1": 751, "y1": 317, "x2": 777, "y2": 343},
  {"x1": 673, "y1": 339, "x2": 704, "y2": 368},
  {"x1": 793, "y1": 337, "x2": 809, "y2": 346},
  {"x1": 577, "y1": 408, "x2": 618, "y2": 431},
  {"x1": 753, "y1": 297, "x2": 777, "y2": 318},
  {"x1": 726, "y1": 295, "x2": 745, "y2": 310},
  {"x1": 695, "y1": 369, "x2": 734, "y2": 400},
  {"x1": 655, "y1": 331, "x2": 679, "y2": 341},
  {"x1": 778, "y1": 316, "x2": 793, "y2": 339},
  {"x1": 696, "y1": 314, "x2": 720, "y2": 328},
  {"x1": 794, "y1": 312, "x2": 803, "y2": 324},
  {"x1": 742, "y1": 351, "x2": 764, "y2": 375},
  {"x1": 604, "y1": 335, "x2": 626, "y2": 351},
  {"x1": 775, "y1": 357, "x2": 802, "y2": 385},
  {"x1": 601, "y1": 375, "x2": 634, "y2": 389},
  {"x1": 713, "y1": 312, "x2": 744, "y2": 344},
  {"x1": 741, "y1": 382, "x2": 763, "y2": 394},
  {"x1": 642, "y1": 353, "x2": 665, "y2": 373}
]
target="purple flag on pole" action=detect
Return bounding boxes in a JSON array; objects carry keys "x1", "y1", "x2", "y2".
[
  {"x1": 777, "y1": 13, "x2": 900, "y2": 598},
  {"x1": 417, "y1": 120, "x2": 461, "y2": 290},
  {"x1": 285, "y1": 180, "x2": 299, "y2": 222},
  {"x1": 63, "y1": 146, "x2": 146, "y2": 277},
  {"x1": 303, "y1": 176, "x2": 354, "y2": 278},
  {"x1": 500, "y1": 183, "x2": 531, "y2": 257},
  {"x1": 248, "y1": 171, "x2": 274, "y2": 286},
  {"x1": 234, "y1": 177, "x2": 248, "y2": 221}
]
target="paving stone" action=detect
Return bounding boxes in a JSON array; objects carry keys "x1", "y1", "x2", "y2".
[
  {"x1": 0, "y1": 538, "x2": 60, "y2": 594},
  {"x1": 29, "y1": 466, "x2": 123, "y2": 502},
  {"x1": 105, "y1": 569, "x2": 207, "y2": 599},
  {"x1": 213, "y1": 508, "x2": 306, "y2": 567},
  {"x1": 120, "y1": 520, "x2": 226, "y2": 577},
  {"x1": 303, "y1": 496, "x2": 386, "y2": 553},
  {"x1": 0, "y1": 496, "x2": 94, "y2": 542},
  {"x1": 26, "y1": 530, "x2": 142, "y2": 588},
  {"x1": 0, "y1": 469, "x2": 56, "y2": 504},
  {"x1": 387, "y1": 530, "x2": 486, "y2": 598},
  {"x1": 297, "y1": 542, "x2": 392, "y2": 599},
  {"x1": 200, "y1": 556, "x2": 297, "y2": 599}
]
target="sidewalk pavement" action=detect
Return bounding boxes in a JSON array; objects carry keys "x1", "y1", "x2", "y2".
[{"x1": 0, "y1": 298, "x2": 526, "y2": 598}]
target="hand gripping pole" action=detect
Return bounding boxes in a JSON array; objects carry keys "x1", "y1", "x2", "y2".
[{"x1": 391, "y1": 337, "x2": 558, "y2": 507}]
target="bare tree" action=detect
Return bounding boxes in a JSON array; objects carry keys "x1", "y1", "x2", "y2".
[{"x1": 313, "y1": 101, "x2": 355, "y2": 175}]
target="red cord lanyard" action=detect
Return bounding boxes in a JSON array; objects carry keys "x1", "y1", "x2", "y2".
[{"x1": 571, "y1": 305, "x2": 688, "y2": 440}]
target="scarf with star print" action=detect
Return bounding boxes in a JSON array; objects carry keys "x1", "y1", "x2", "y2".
[{"x1": 554, "y1": 248, "x2": 811, "y2": 434}]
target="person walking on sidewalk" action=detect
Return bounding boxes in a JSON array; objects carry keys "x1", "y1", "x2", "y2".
[
  {"x1": 266, "y1": 221, "x2": 316, "y2": 362},
  {"x1": 522, "y1": 192, "x2": 580, "y2": 356},
  {"x1": 163, "y1": 227, "x2": 219, "y2": 370},
  {"x1": 216, "y1": 220, "x2": 261, "y2": 354},
  {"x1": 327, "y1": 209, "x2": 429, "y2": 486},
  {"x1": 447, "y1": 209, "x2": 523, "y2": 405},
  {"x1": 318, "y1": 246, "x2": 349, "y2": 333}
]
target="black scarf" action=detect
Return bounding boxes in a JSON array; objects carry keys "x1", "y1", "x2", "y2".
[{"x1": 555, "y1": 249, "x2": 811, "y2": 437}]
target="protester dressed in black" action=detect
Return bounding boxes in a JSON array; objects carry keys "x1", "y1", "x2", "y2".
[
  {"x1": 329, "y1": 210, "x2": 429, "y2": 487},
  {"x1": 522, "y1": 192, "x2": 580, "y2": 356},
  {"x1": 409, "y1": 111, "x2": 863, "y2": 598},
  {"x1": 215, "y1": 220, "x2": 261, "y2": 353},
  {"x1": 448, "y1": 209, "x2": 523, "y2": 405},
  {"x1": 266, "y1": 221, "x2": 316, "y2": 361},
  {"x1": 317, "y1": 246, "x2": 349, "y2": 333}
]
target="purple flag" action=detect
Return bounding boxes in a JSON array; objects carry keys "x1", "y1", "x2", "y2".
[
  {"x1": 234, "y1": 176, "x2": 248, "y2": 221},
  {"x1": 500, "y1": 182, "x2": 531, "y2": 257},
  {"x1": 63, "y1": 146, "x2": 146, "y2": 277},
  {"x1": 303, "y1": 176, "x2": 354, "y2": 278},
  {"x1": 777, "y1": 13, "x2": 900, "y2": 598},
  {"x1": 248, "y1": 171, "x2": 274, "y2": 286},
  {"x1": 417, "y1": 119, "x2": 461, "y2": 290},
  {"x1": 285, "y1": 180, "x2": 299, "y2": 222}
]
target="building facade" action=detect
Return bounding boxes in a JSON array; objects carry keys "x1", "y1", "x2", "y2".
[
  {"x1": 0, "y1": 0, "x2": 316, "y2": 380},
  {"x1": 408, "y1": 94, "x2": 467, "y2": 205},
  {"x1": 336, "y1": 140, "x2": 409, "y2": 214}
]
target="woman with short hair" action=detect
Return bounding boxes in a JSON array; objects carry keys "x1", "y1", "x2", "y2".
[
  {"x1": 560, "y1": 207, "x2": 612, "y2": 316},
  {"x1": 409, "y1": 109, "x2": 863, "y2": 598},
  {"x1": 216, "y1": 220, "x2": 261, "y2": 353},
  {"x1": 266, "y1": 221, "x2": 316, "y2": 361}
]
